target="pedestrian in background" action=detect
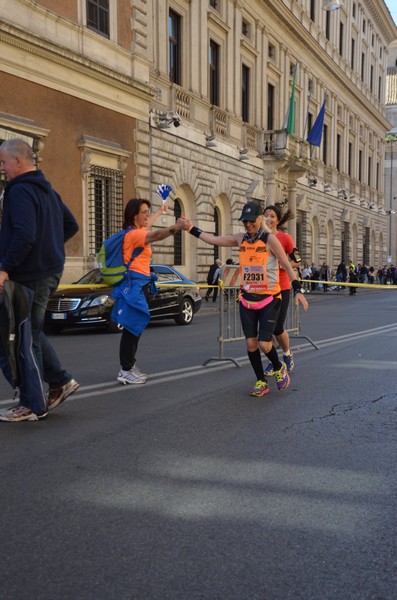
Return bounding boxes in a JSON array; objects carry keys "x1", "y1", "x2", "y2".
[
  {"x1": 0, "y1": 138, "x2": 79, "y2": 421},
  {"x1": 302, "y1": 262, "x2": 312, "y2": 292},
  {"x1": 204, "y1": 258, "x2": 222, "y2": 302},
  {"x1": 319, "y1": 262, "x2": 330, "y2": 292},
  {"x1": 348, "y1": 266, "x2": 358, "y2": 295},
  {"x1": 310, "y1": 262, "x2": 319, "y2": 291}
]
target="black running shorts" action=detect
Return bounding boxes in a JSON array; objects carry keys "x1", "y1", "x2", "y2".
[{"x1": 239, "y1": 296, "x2": 281, "y2": 341}]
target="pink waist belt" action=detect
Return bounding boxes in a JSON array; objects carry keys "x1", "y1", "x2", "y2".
[{"x1": 240, "y1": 295, "x2": 274, "y2": 310}]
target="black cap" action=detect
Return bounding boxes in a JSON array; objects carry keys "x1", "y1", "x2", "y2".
[{"x1": 239, "y1": 201, "x2": 263, "y2": 221}]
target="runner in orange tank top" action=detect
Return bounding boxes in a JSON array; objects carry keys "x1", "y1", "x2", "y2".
[{"x1": 182, "y1": 201, "x2": 308, "y2": 397}]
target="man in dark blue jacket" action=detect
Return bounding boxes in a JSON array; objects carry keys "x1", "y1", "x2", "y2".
[{"x1": 0, "y1": 138, "x2": 79, "y2": 421}]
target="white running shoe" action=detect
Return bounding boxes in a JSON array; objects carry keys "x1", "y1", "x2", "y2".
[
  {"x1": 131, "y1": 365, "x2": 148, "y2": 380},
  {"x1": 117, "y1": 368, "x2": 147, "y2": 385}
]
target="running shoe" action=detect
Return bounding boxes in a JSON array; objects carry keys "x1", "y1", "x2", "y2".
[
  {"x1": 131, "y1": 365, "x2": 148, "y2": 381},
  {"x1": 263, "y1": 363, "x2": 275, "y2": 377},
  {"x1": 283, "y1": 352, "x2": 295, "y2": 373},
  {"x1": 0, "y1": 404, "x2": 47, "y2": 422},
  {"x1": 48, "y1": 379, "x2": 80, "y2": 411},
  {"x1": 117, "y1": 369, "x2": 147, "y2": 385},
  {"x1": 249, "y1": 379, "x2": 269, "y2": 397},
  {"x1": 275, "y1": 362, "x2": 290, "y2": 391}
]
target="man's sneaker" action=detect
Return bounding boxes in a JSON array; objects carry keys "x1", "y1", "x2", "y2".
[
  {"x1": 131, "y1": 365, "x2": 148, "y2": 381},
  {"x1": 117, "y1": 369, "x2": 147, "y2": 385},
  {"x1": 0, "y1": 405, "x2": 47, "y2": 422},
  {"x1": 48, "y1": 379, "x2": 80, "y2": 411},
  {"x1": 283, "y1": 352, "x2": 295, "y2": 373},
  {"x1": 275, "y1": 362, "x2": 290, "y2": 391},
  {"x1": 249, "y1": 379, "x2": 269, "y2": 397},
  {"x1": 264, "y1": 363, "x2": 275, "y2": 377}
]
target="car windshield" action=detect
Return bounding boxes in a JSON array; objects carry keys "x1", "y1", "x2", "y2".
[
  {"x1": 74, "y1": 266, "x2": 192, "y2": 286},
  {"x1": 75, "y1": 270, "x2": 104, "y2": 285},
  {"x1": 150, "y1": 266, "x2": 182, "y2": 282}
]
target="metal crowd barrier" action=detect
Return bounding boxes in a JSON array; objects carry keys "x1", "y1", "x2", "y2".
[{"x1": 203, "y1": 265, "x2": 318, "y2": 368}]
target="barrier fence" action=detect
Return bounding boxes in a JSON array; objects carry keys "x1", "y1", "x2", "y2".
[{"x1": 203, "y1": 265, "x2": 318, "y2": 368}]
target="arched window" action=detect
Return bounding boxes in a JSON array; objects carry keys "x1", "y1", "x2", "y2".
[
  {"x1": 173, "y1": 198, "x2": 182, "y2": 265},
  {"x1": 213, "y1": 207, "x2": 220, "y2": 261}
]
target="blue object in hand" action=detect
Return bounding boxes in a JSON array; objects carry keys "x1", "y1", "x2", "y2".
[{"x1": 156, "y1": 184, "x2": 172, "y2": 201}]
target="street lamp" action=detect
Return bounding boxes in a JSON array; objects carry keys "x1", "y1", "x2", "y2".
[{"x1": 322, "y1": 1, "x2": 343, "y2": 10}]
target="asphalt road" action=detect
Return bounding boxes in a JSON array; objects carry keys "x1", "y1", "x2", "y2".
[{"x1": 0, "y1": 289, "x2": 396, "y2": 600}]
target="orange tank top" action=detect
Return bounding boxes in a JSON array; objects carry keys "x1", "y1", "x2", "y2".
[{"x1": 239, "y1": 231, "x2": 280, "y2": 296}]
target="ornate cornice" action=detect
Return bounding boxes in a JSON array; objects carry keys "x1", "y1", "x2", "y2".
[{"x1": 0, "y1": 23, "x2": 153, "y2": 101}]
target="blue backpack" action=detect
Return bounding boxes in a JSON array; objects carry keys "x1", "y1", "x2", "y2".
[{"x1": 96, "y1": 227, "x2": 143, "y2": 285}]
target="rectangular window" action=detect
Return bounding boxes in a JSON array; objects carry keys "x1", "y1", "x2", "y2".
[
  {"x1": 87, "y1": 0, "x2": 109, "y2": 38},
  {"x1": 348, "y1": 142, "x2": 352, "y2": 177},
  {"x1": 307, "y1": 112, "x2": 313, "y2": 137},
  {"x1": 361, "y1": 52, "x2": 365, "y2": 81},
  {"x1": 169, "y1": 10, "x2": 181, "y2": 85},
  {"x1": 325, "y1": 12, "x2": 330, "y2": 41},
  {"x1": 376, "y1": 162, "x2": 380, "y2": 190},
  {"x1": 351, "y1": 38, "x2": 355, "y2": 70},
  {"x1": 378, "y1": 76, "x2": 382, "y2": 101},
  {"x1": 370, "y1": 65, "x2": 374, "y2": 93},
  {"x1": 359, "y1": 149, "x2": 363, "y2": 182},
  {"x1": 364, "y1": 227, "x2": 370, "y2": 265},
  {"x1": 310, "y1": 0, "x2": 315, "y2": 22},
  {"x1": 336, "y1": 134, "x2": 341, "y2": 172},
  {"x1": 209, "y1": 40, "x2": 220, "y2": 106},
  {"x1": 242, "y1": 64, "x2": 250, "y2": 123},
  {"x1": 173, "y1": 199, "x2": 183, "y2": 265},
  {"x1": 339, "y1": 22, "x2": 344, "y2": 56},
  {"x1": 368, "y1": 156, "x2": 372, "y2": 186},
  {"x1": 88, "y1": 166, "x2": 123, "y2": 255},
  {"x1": 267, "y1": 83, "x2": 275, "y2": 130},
  {"x1": 322, "y1": 124, "x2": 328, "y2": 165}
]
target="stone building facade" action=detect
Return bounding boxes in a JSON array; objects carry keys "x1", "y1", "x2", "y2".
[
  {"x1": 0, "y1": 0, "x2": 396, "y2": 282},
  {"x1": 385, "y1": 39, "x2": 397, "y2": 266}
]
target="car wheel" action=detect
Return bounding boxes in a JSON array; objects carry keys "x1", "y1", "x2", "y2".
[
  {"x1": 175, "y1": 297, "x2": 194, "y2": 325},
  {"x1": 106, "y1": 319, "x2": 122, "y2": 334}
]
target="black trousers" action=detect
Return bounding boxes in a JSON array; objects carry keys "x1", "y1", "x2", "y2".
[{"x1": 119, "y1": 328, "x2": 141, "y2": 370}]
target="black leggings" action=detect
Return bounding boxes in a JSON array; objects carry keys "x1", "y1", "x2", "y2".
[{"x1": 119, "y1": 329, "x2": 141, "y2": 371}]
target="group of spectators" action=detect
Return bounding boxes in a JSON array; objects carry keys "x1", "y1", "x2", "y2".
[{"x1": 301, "y1": 260, "x2": 396, "y2": 291}]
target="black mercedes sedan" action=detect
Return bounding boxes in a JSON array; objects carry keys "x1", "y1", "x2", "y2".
[{"x1": 45, "y1": 264, "x2": 202, "y2": 333}]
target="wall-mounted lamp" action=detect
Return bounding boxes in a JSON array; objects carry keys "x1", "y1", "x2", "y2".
[
  {"x1": 322, "y1": 0, "x2": 343, "y2": 10},
  {"x1": 386, "y1": 209, "x2": 396, "y2": 215},
  {"x1": 368, "y1": 202, "x2": 375, "y2": 210},
  {"x1": 307, "y1": 175, "x2": 317, "y2": 188},
  {"x1": 239, "y1": 148, "x2": 249, "y2": 161},
  {"x1": 337, "y1": 188, "x2": 347, "y2": 200},
  {"x1": 153, "y1": 111, "x2": 181, "y2": 129},
  {"x1": 205, "y1": 132, "x2": 217, "y2": 148}
]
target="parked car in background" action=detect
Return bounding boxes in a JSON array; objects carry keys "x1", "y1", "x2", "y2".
[{"x1": 45, "y1": 265, "x2": 202, "y2": 333}]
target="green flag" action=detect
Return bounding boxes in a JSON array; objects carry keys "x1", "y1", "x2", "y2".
[{"x1": 286, "y1": 64, "x2": 297, "y2": 136}]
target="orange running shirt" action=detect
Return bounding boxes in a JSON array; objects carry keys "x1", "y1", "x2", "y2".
[
  {"x1": 239, "y1": 232, "x2": 280, "y2": 296},
  {"x1": 122, "y1": 228, "x2": 151, "y2": 276},
  {"x1": 276, "y1": 231, "x2": 296, "y2": 291}
]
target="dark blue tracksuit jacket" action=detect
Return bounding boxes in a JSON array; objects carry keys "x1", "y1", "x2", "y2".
[{"x1": 0, "y1": 169, "x2": 78, "y2": 281}]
